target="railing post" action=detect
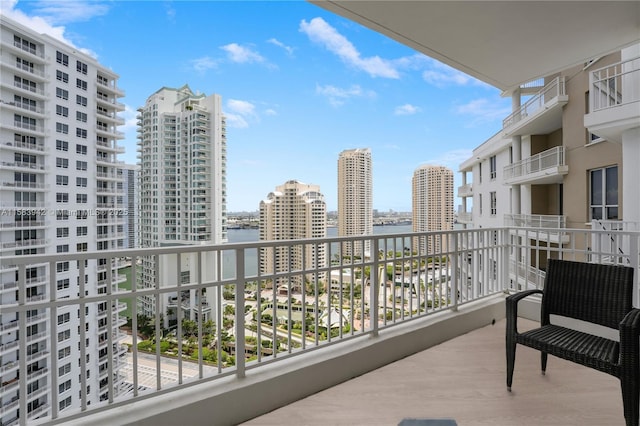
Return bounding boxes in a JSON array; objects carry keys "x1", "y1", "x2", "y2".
[
  {"x1": 629, "y1": 234, "x2": 640, "y2": 307},
  {"x1": 502, "y1": 228, "x2": 511, "y2": 293},
  {"x1": 451, "y1": 232, "x2": 459, "y2": 311},
  {"x1": 235, "y1": 248, "x2": 246, "y2": 378},
  {"x1": 370, "y1": 238, "x2": 379, "y2": 337}
]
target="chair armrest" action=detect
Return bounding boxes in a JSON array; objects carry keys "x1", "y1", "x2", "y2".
[
  {"x1": 619, "y1": 308, "x2": 640, "y2": 372},
  {"x1": 506, "y1": 289, "x2": 543, "y2": 335}
]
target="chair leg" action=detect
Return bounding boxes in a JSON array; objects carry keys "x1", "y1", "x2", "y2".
[
  {"x1": 541, "y1": 352, "x2": 547, "y2": 375},
  {"x1": 506, "y1": 339, "x2": 516, "y2": 391},
  {"x1": 620, "y1": 377, "x2": 639, "y2": 426}
]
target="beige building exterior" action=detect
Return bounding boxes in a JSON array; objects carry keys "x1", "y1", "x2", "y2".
[
  {"x1": 458, "y1": 46, "x2": 635, "y2": 283},
  {"x1": 337, "y1": 148, "x2": 373, "y2": 258},
  {"x1": 259, "y1": 180, "x2": 327, "y2": 290},
  {"x1": 412, "y1": 165, "x2": 454, "y2": 255}
]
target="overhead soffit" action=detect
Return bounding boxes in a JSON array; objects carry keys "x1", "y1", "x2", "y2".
[{"x1": 309, "y1": 1, "x2": 640, "y2": 92}]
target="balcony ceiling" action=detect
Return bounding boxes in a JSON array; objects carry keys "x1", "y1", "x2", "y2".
[{"x1": 309, "y1": 1, "x2": 640, "y2": 93}]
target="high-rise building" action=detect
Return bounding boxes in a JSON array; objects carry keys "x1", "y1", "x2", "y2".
[
  {"x1": 337, "y1": 148, "x2": 372, "y2": 258},
  {"x1": 412, "y1": 165, "x2": 454, "y2": 254},
  {"x1": 137, "y1": 85, "x2": 226, "y2": 327},
  {"x1": 120, "y1": 164, "x2": 139, "y2": 249},
  {"x1": 0, "y1": 15, "x2": 128, "y2": 422},
  {"x1": 259, "y1": 180, "x2": 326, "y2": 290}
]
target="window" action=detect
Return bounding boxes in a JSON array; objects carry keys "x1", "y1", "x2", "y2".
[
  {"x1": 57, "y1": 244, "x2": 69, "y2": 253},
  {"x1": 76, "y1": 226, "x2": 88, "y2": 236},
  {"x1": 76, "y1": 78, "x2": 87, "y2": 91},
  {"x1": 56, "y1": 87, "x2": 68, "y2": 100},
  {"x1": 56, "y1": 193, "x2": 69, "y2": 203},
  {"x1": 590, "y1": 166, "x2": 618, "y2": 220},
  {"x1": 57, "y1": 278, "x2": 70, "y2": 290},
  {"x1": 76, "y1": 128, "x2": 87, "y2": 139},
  {"x1": 56, "y1": 70, "x2": 69, "y2": 83},
  {"x1": 76, "y1": 111, "x2": 87, "y2": 122},
  {"x1": 490, "y1": 155, "x2": 497, "y2": 180},
  {"x1": 77, "y1": 242, "x2": 88, "y2": 252},
  {"x1": 56, "y1": 261, "x2": 70, "y2": 272},
  {"x1": 76, "y1": 144, "x2": 87, "y2": 154},
  {"x1": 57, "y1": 210, "x2": 69, "y2": 220},
  {"x1": 479, "y1": 193, "x2": 483, "y2": 215},
  {"x1": 490, "y1": 191, "x2": 497, "y2": 216},
  {"x1": 59, "y1": 379, "x2": 72, "y2": 394},
  {"x1": 58, "y1": 329, "x2": 71, "y2": 343},
  {"x1": 56, "y1": 140, "x2": 69, "y2": 151},
  {"x1": 76, "y1": 160, "x2": 87, "y2": 171},
  {"x1": 57, "y1": 312, "x2": 70, "y2": 325},
  {"x1": 60, "y1": 396, "x2": 72, "y2": 411},
  {"x1": 76, "y1": 60, "x2": 88, "y2": 74},
  {"x1": 58, "y1": 363, "x2": 71, "y2": 377},
  {"x1": 76, "y1": 177, "x2": 87, "y2": 187},
  {"x1": 56, "y1": 122, "x2": 69, "y2": 134},
  {"x1": 478, "y1": 162, "x2": 482, "y2": 183},
  {"x1": 56, "y1": 175, "x2": 68, "y2": 186},
  {"x1": 56, "y1": 105, "x2": 68, "y2": 117},
  {"x1": 56, "y1": 51, "x2": 69, "y2": 66},
  {"x1": 56, "y1": 158, "x2": 68, "y2": 169},
  {"x1": 57, "y1": 228, "x2": 69, "y2": 238},
  {"x1": 76, "y1": 194, "x2": 87, "y2": 203},
  {"x1": 76, "y1": 94, "x2": 87, "y2": 106},
  {"x1": 76, "y1": 210, "x2": 88, "y2": 219}
]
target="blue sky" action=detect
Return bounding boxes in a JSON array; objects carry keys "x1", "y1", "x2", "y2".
[{"x1": 3, "y1": 0, "x2": 512, "y2": 212}]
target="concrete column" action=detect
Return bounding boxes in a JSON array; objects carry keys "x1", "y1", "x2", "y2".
[
  {"x1": 622, "y1": 127, "x2": 640, "y2": 225},
  {"x1": 511, "y1": 88, "x2": 522, "y2": 216}
]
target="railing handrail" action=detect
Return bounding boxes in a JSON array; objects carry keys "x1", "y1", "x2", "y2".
[
  {"x1": 590, "y1": 55, "x2": 640, "y2": 112},
  {"x1": 503, "y1": 145, "x2": 565, "y2": 180},
  {"x1": 503, "y1": 76, "x2": 565, "y2": 128}
]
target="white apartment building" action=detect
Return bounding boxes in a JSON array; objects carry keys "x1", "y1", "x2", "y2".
[
  {"x1": 120, "y1": 163, "x2": 139, "y2": 249},
  {"x1": 0, "y1": 16, "x2": 127, "y2": 423},
  {"x1": 137, "y1": 85, "x2": 226, "y2": 328},
  {"x1": 337, "y1": 148, "x2": 373, "y2": 258},
  {"x1": 412, "y1": 165, "x2": 454, "y2": 255},
  {"x1": 259, "y1": 180, "x2": 326, "y2": 290},
  {"x1": 458, "y1": 43, "x2": 640, "y2": 288}
]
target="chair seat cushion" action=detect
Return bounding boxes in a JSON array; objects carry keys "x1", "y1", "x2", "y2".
[{"x1": 516, "y1": 324, "x2": 620, "y2": 376}]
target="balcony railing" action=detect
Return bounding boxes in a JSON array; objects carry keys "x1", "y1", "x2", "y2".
[
  {"x1": 503, "y1": 146, "x2": 567, "y2": 184},
  {"x1": 590, "y1": 56, "x2": 640, "y2": 112},
  {"x1": 504, "y1": 213, "x2": 566, "y2": 229},
  {"x1": 503, "y1": 76, "x2": 567, "y2": 130},
  {"x1": 1, "y1": 227, "x2": 639, "y2": 425},
  {"x1": 457, "y1": 183, "x2": 472, "y2": 197}
]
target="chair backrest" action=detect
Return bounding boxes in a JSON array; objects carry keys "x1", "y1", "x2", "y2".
[{"x1": 542, "y1": 258, "x2": 635, "y2": 329}]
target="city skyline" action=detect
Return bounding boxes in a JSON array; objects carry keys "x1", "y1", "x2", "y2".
[{"x1": 1, "y1": 0, "x2": 512, "y2": 212}]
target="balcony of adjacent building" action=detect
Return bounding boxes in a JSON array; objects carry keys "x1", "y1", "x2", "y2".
[
  {"x1": 503, "y1": 146, "x2": 568, "y2": 185},
  {"x1": 95, "y1": 93, "x2": 126, "y2": 112},
  {"x1": 1, "y1": 79, "x2": 46, "y2": 99},
  {"x1": 584, "y1": 56, "x2": 640, "y2": 144},
  {"x1": 0, "y1": 53, "x2": 46, "y2": 82},
  {"x1": 502, "y1": 76, "x2": 568, "y2": 137},
  {"x1": 0, "y1": 138, "x2": 46, "y2": 153},
  {"x1": 0, "y1": 98, "x2": 45, "y2": 118},
  {"x1": 457, "y1": 182, "x2": 472, "y2": 198},
  {"x1": 2, "y1": 226, "x2": 638, "y2": 426},
  {"x1": 456, "y1": 211, "x2": 473, "y2": 224},
  {"x1": 504, "y1": 213, "x2": 570, "y2": 244},
  {"x1": 0, "y1": 37, "x2": 45, "y2": 62},
  {"x1": 96, "y1": 108, "x2": 126, "y2": 126}
]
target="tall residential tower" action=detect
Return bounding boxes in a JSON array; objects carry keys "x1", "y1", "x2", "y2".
[
  {"x1": 259, "y1": 180, "x2": 326, "y2": 291},
  {"x1": 412, "y1": 165, "x2": 454, "y2": 254},
  {"x1": 337, "y1": 148, "x2": 372, "y2": 258},
  {"x1": 0, "y1": 15, "x2": 127, "y2": 423},
  {"x1": 137, "y1": 85, "x2": 227, "y2": 327}
]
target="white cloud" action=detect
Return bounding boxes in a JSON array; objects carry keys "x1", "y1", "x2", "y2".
[
  {"x1": 190, "y1": 56, "x2": 218, "y2": 73},
  {"x1": 224, "y1": 113, "x2": 249, "y2": 129},
  {"x1": 227, "y1": 99, "x2": 256, "y2": 116},
  {"x1": 221, "y1": 43, "x2": 265, "y2": 64},
  {"x1": 300, "y1": 17, "x2": 399, "y2": 79},
  {"x1": 264, "y1": 109, "x2": 277, "y2": 116},
  {"x1": 394, "y1": 104, "x2": 420, "y2": 116},
  {"x1": 422, "y1": 149, "x2": 474, "y2": 171},
  {"x1": 455, "y1": 98, "x2": 511, "y2": 126},
  {"x1": 24, "y1": 0, "x2": 109, "y2": 24},
  {"x1": 422, "y1": 59, "x2": 487, "y2": 88},
  {"x1": 315, "y1": 84, "x2": 376, "y2": 107},
  {"x1": 225, "y1": 99, "x2": 258, "y2": 128},
  {"x1": 267, "y1": 38, "x2": 294, "y2": 56}
]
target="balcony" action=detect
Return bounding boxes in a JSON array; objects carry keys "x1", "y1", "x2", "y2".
[
  {"x1": 2, "y1": 227, "x2": 639, "y2": 425},
  {"x1": 504, "y1": 214, "x2": 569, "y2": 244},
  {"x1": 584, "y1": 56, "x2": 640, "y2": 143},
  {"x1": 457, "y1": 212, "x2": 472, "y2": 224},
  {"x1": 457, "y1": 183, "x2": 472, "y2": 198},
  {"x1": 502, "y1": 76, "x2": 568, "y2": 137},
  {"x1": 503, "y1": 146, "x2": 568, "y2": 185}
]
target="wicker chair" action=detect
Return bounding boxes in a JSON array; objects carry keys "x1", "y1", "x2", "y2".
[{"x1": 506, "y1": 258, "x2": 640, "y2": 426}]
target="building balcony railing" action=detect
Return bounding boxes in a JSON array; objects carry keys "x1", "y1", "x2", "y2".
[
  {"x1": 457, "y1": 212, "x2": 472, "y2": 224},
  {"x1": 503, "y1": 146, "x2": 568, "y2": 185},
  {"x1": 457, "y1": 183, "x2": 472, "y2": 197},
  {"x1": 504, "y1": 214, "x2": 570, "y2": 244},
  {"x1": 502, "y1": 76, "x2": 568, "y2": 137},
  {"x1": 584, "y1": 56, "x2": 640, "y2": 143},
  {"x1": 1, "y1": 227, "x2": 639, "y2": 425},
  {"x1": 1, "y1": 140, "x2": 46, "y2": 152}
]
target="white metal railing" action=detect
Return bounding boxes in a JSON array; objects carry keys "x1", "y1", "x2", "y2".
[
  {"x1": 2, "y1": 141, "x2": 45, "y2": 152},
  {"x1": 457, "y1": 212, "x2": 472, "y2": 223},
  {"x1": 503, "y1": 146, "x2": 566, "y2": 180},
  {"x1": 503, "y1": 76, "x2": 566, "y2": 129},
  {"x1": 1, "y1": 227, "x2": 639, "y2": 425},
  {"x1": 457, "y1": 183, "x2": 472, "y2": 196},
  {"x1": 590, "y1": 56, "x2": 640, "y2": 112},
  {"x1": 504, "y1": 213, "x2": 566, "y2": 229}
]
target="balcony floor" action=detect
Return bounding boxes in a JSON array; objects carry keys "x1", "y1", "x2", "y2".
[{"x1": 242, "y1": 319, "x2": 624, "y2": 426}]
